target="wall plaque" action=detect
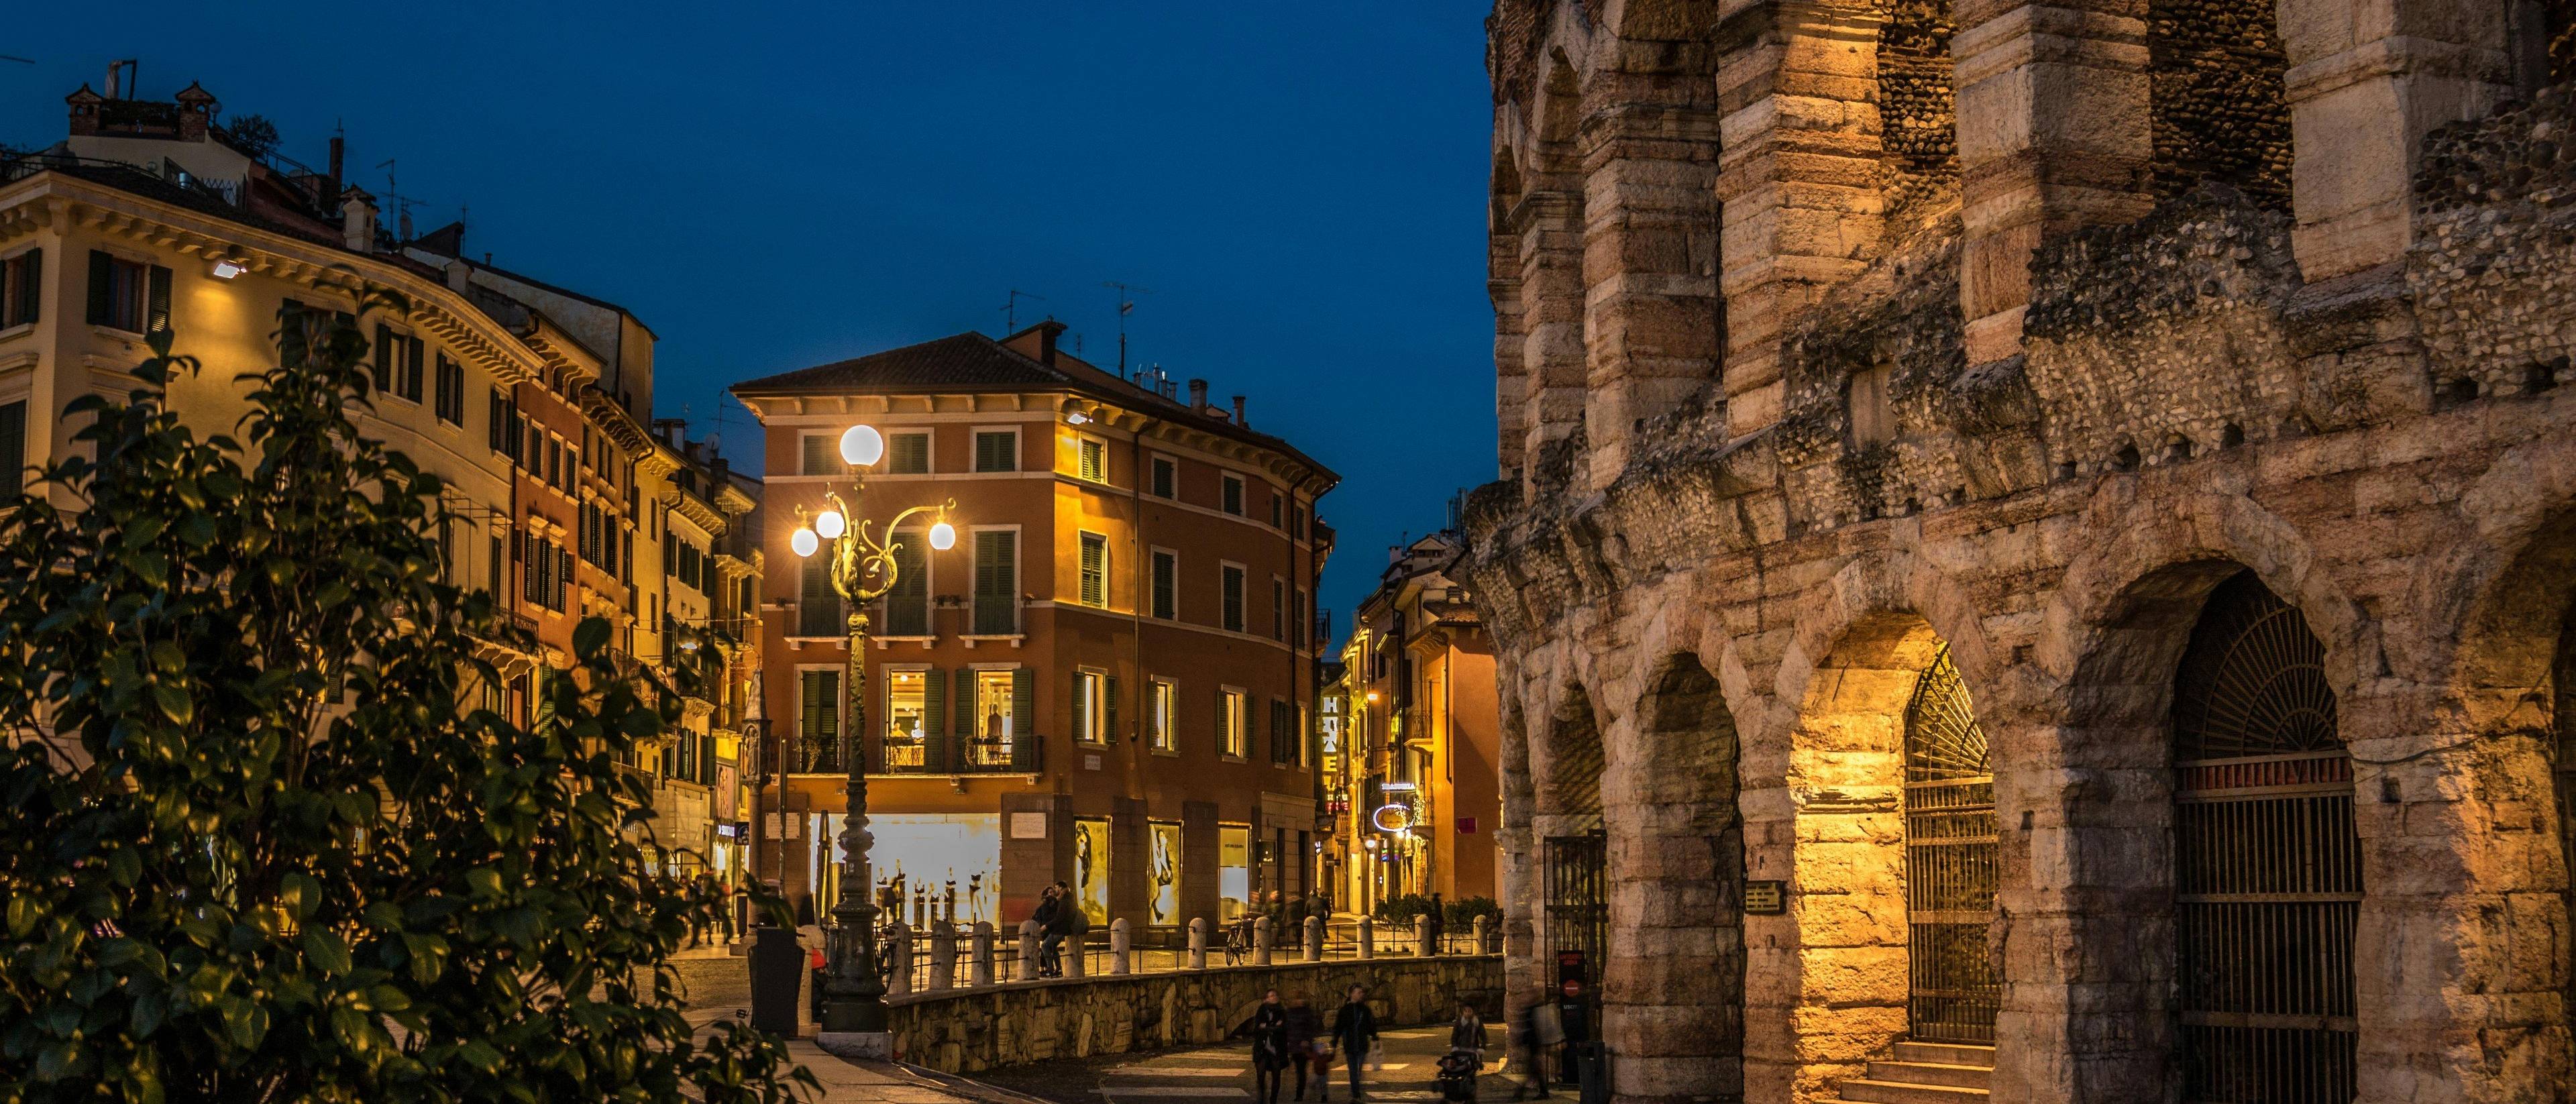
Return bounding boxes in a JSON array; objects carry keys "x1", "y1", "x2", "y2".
[
  {"x1": 1009, "y1": 812, "x2": 1049, "y2": 840},
  {"x1": 1743, "y1": 879, "x2": 1787, "y2": 915}
]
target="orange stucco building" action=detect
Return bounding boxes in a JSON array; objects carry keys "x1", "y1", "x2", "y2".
[{"x1": 732, "y1": 323, "x2": 1336, "y2": 933}]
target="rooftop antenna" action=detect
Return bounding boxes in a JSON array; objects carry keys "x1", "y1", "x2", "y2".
[
  {"x1": 0, "y1": 56, "x2": 35, "y2": 67},
  {"x1": 1002, "y1": 288, "x2": 1046, "y2": 333},
  {"x1": 1102, "y1": 280, "x2": 1152, "y2": 375},
  {"x1": 375, "y1": 158, "x2": 419, "y2": 241}
]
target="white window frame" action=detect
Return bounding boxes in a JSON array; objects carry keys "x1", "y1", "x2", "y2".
[
  {"x1": 1149, "y1": 676, "x2": 1179, "y2": 755},
  {"x1": 971, "y1": 425, "x2": 1022, "y2": 474},
  {"x1": 1220, "y1": 560, "x2": 1248, "y2": 634},
  {"x1": 798, "y1": 431, "x2": 849, "y2": 476},
  {"x1": 1077, "y1": 433, "x2": 1110, "y2": 484},
  {"x1": 794, "y1": 663, "x2": 846, "y2": 773},
  {"x1": 968, "y1": 523, "x2": 1024, "y2": 637},
  {"x1": 885, "y1": 428, "x2": 934, "y2": 475},
  {"x1": 1221, "y1": 472, "x2": 1246, "y2": 516},
  {"x1": 1149, "y1": 453, "x2": 1179, "y2": 499},
  {"x1": 1078, "y1": 529, "x2": 1110, "y2": 609},
  {"x1": 881, "y1": 663, "x2": 934, "y2": 767},
  {"x1": 1075, "y1": 666, "x2": 1109, "y2": 745},
  {"x1": 1221, "y1": 685, "x2": 1248, "y2": 760}
]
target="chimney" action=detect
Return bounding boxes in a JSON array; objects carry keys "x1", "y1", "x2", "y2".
[
  {"x1": 174, "y1": 82, "x2": 216, "y2": 142},
  {"x1": 340, "y1": 187, "x2": 378, "y2": 252},
  {"x1": 1188, "y1": 378, "x2": 1208, "y2": 412},
  {"x1": 1231, "y1": 395, "x2": 1246, "y2": 426},
  {"x1": 65, "y1": 85, "x2": 103, "y2": 137},
  {"x1": 1036, "y1": 319, "x2": 1065, "y2": 367},
  {"x1": 445, "y1": 258, "x2": 471, "y2": 293}
]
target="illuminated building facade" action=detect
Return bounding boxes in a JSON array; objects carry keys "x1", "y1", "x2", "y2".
[{"x1": 732, "y1": 323, "x2": 1336, "y2": 930}]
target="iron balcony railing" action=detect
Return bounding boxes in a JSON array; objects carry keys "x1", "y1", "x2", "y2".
[{"x1": 875, "y1": 734, "x2": 1042, "y2": 775}]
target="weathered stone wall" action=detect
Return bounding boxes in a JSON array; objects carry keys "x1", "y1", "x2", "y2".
[
  {"x1": 1479, "y1": 5, "x2": 2576, "y2": 1102},
  {"x1": 881, "y1": 956, "x2": 1503, "y2": 1074}
]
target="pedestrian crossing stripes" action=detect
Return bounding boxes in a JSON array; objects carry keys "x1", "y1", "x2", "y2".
[
  {"x1": 1093, "y1": 1091, "x2": 1458, "y2": 1103},
  {"x1": 1103, "y1": 1068, "x2": 1245, "y2": 1079}
]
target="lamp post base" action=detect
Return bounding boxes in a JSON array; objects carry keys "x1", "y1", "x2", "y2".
[
  {"x1": 818, "y1": 997, "x2": 889, "y2": 1034},
  {"x1": 815, "y1": 1030, "x2": 895, "y2": 1062}
]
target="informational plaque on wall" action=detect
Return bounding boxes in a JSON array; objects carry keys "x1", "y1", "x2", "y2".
[
  {"x1": 1010, "y1": 812, "x2": 1049, "y2": 840},
  {"x1": 1743, "y1": 879, "x2": 1786, "y2": 915}
]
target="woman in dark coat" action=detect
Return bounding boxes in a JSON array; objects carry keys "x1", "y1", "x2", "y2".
[
  {"x1": 1283, "y1": 993, "x2": 1327, "y2": 1101},
  {"x1": 1232, "y1": 989, "x2": 1294, "y2": 1103}
]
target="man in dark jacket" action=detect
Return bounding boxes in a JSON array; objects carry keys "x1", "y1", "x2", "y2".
[
  {"x1": 1044, "y1": 881, "x2": 1081, "y2": 976},
  {"x1": 1032, "y1": 886, "x2": 1063, "y2": 978},
  {"x1": 1331, "y1": 985, "x2": 1379, "y2": 1102}
]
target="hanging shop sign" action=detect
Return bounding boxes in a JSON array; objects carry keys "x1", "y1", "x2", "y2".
[{"x1": 1372, "y1": 803, "x2": 1415, "y2": 834}]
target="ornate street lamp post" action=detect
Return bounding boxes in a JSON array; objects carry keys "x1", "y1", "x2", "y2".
[{"x1": 790, "y1": 423, "x2": 957, "y2": 1034}]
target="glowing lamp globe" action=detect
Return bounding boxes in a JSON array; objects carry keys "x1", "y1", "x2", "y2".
[
  {"x1": 928, "y1": 521, "x2": 957, "y2": 551},
  {"x1": 814, "y1": 509, "x2": 847, "y2": 539},
  {"x1": 790, "y1": 528, "x2": 819, "y2": 558},
  {"x1": 839, "y1": 425, "x2": 885, "y2": 467}
]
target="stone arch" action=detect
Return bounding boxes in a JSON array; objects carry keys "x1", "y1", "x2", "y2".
[
  {"x1": 2146, "y1": 0, "x2": 2290, "y2": 205},
  {"x1": 1599, "y1": 651, "x2": 1746, "y2": 1103},
  {"x1": 2017, "y1": 491, "x2": 2371, "y2": 1104},
  {"x1": 1751, "y1": 550, "x2": 2006, "y2": 1103}
]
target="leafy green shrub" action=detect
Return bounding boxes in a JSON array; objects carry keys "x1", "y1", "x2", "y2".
[
  {"x1": 0, "y1": 307, "x2": 810, "y2": 1102},
  {"x1": 1370, "y1": 893, "x2": 1438, "y2": 926},
  {"x1": 1444, "y1": 896, "x2": 1501, "y2": 929}
]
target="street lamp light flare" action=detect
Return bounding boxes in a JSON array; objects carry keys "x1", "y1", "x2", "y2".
[
  {"x1": 814, "y1": 508, "x2": 846, "y2": 539},
  {"x1": 790, "y1": 528, "x2": 819, "y2": 557},
  {"x1": 839, "y1": 425, "x2": 885, "y2": 467},
  {"x1": 928, "y1": 521, "x2": 957, "y2": 551}
]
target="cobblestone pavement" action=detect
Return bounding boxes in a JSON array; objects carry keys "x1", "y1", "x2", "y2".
[{"x1": 966, "y1": 1025, "x2": 1539, "y2": 1104}]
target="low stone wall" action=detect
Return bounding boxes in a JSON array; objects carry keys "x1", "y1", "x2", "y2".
[{"x1": 887, "y1": 954, "x2": 1504, "y2": 1074}]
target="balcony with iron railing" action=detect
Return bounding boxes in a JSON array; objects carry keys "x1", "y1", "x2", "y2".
[{"x1": 875, "y1": 732, "x2": 1043, "y2": 775}]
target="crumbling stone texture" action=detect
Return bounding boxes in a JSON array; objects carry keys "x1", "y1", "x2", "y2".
[
  {"x1": 1876, "y1": 0, "x2": 1957, "y2": 217},
  {"x1": 2147, "y1": 0, "x2": 2291, "y2": 204}
]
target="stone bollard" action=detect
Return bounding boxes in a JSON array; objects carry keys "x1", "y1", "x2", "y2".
[
  {"x1": 971, "y1": 922, "x2": 996, "y2": 987},
  {"x1": 887, "y1": 922, "x2": 913, "y2": 996},
  {"x1": 1064, "y1": 927, "x2": 1088, "y2": 979},
  {"x1": 1254, "y1": 916, "x2": 1273, "y2": 966},
  {"x1": 1188, "y1": 918, "x2": 1208, "y2": 969},
  {"x1": 1304, "y1": 915, "x2": 1324, "y2": 962},
  {"x1": 929, "y1": 920, "x2": 956, "y2": 991},
  {"x1": 1018, "y1": 920, "x2": 1040, "y2": 981},
  {"x1": 1472, "y1": 915, "x2": 1489, "y2": 954},
  {"x1": 1417, "y1": 915, "x2": 1435, "y2": 956},
  {"x1": 1111, "y1": 918, "x2": 1132, "y2": 975},
  {"x1": 1358, "y1": 917, "x2": 1374, "y2": 959}
]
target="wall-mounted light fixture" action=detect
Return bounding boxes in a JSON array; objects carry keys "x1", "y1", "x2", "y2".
[
  {"x1": 209, "y1": 258, "x2": 246, "y2": 280},
  {"x1": 1067, "y1": 410, "x2": 1090, "y2": 426}
]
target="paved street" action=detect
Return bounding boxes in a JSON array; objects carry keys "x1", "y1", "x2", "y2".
[{"x1": 969, "y1": 1024, "x2": 1535, "y2": 1104}]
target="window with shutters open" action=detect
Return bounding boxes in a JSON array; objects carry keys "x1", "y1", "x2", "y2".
[
  {"x1": 887, "y1": 431, "x2": 930, "y2": 475},
  {"x1": 1221, "y1": 563, "x2": 1246, "y2": 633},
  {"x1": 973, "y1": 529, "x2": 1018, "y2": 635},
  {"x1": 1079, "y1": 531, "x2": 1108, "y2": 608},
  {"x1": 1271, "y1": 577, "x2": 1285, "y2": 641},
  {"x1": 0, "y1": 400, "x2": 23, "y2": 498},
  {"x1": 1149, "y1": 677, "x2": 1178, "y2": 753},
  {"x1": 1075, "y1": 669, "x2": 1108, "y2": 744},
  {"x1": 973, "y1": 429, "x2": 1018, "y2": 473},
  {"x1": 1077, "y1": 436, "x2": 1108, "y2": 483},
  {"x1": 1220, "y1": 687, "x2": 1248, "y2": 759},
  {"x1": 86, "y1": 251, "x2": 165, "y2": 335},
  {"x1": 1150, "y1": 548, "x2": 1177, "y2": 620},
  {"x1": 0, "y1": 250, "x2": 39, "y2": 329},
  {"x1": 883, "y1": 533, "x2": 929, "y2": 637}
]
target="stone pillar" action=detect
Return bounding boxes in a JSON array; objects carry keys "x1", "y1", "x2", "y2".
[
  {"x1": 1017, "y1": 920, "x2": 1039, "y2": 982},
  {"x1": 2275, "y1": 0, "x2": 2510, "y2": 281},
  {"x1": 1951, "y1": 0, "x2": 2157, "y2": 366},
  {"x1": 1473, "y1": 915, "x2": 1490, "y2": 955},
  {"x1": 970, "y1": 922, "x2": 995, "y2": 988},
  {"x1": 1188, "y1": 918, "x2": 1208, "y2": 969},
  {"x1": 1110, "y1": 918, "x2": 1132, "y2": 976},
  {"x1": 1064, "y1": 927, "x2": 1087, "y2": 979},
  {"x1": 1254, "y1": 916, "x2": 1273, "y2": 966},
  {"x1": 1578, "y1": 92, "x2": 1723, "y2": 484},
  {"x1": 885, "y1": 922, "x2": 912, "y2": 997},
  {"x1": 1416, "y1": 915, "x2": 1436, "y2": 956},
  {"x1": 1305, "y1": 915, "x2": 1325, "y2": 962},
  {"x1": 1493, "y1": 217, "x2": 1530, "y2": 478},
  {"x1": 1358, "y1": 918, "x2": 1375, "y2": 959},
  {"x1": 1512, "y1": 188, "x2": 1589, "y2": 486},
  {"x1": 928, "y1": 920, "x2": 955, "y2": 991},
  {"x1": 1711, "y1": 3, "x2": 1888, "y2": 437}
]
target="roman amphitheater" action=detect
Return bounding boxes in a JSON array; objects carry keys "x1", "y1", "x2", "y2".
[{"x1": 1463, "y1": 1, "x2": 2576, "y2": 1102}]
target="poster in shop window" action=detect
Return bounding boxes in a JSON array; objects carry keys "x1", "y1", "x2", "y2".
[
  {"x1": 1074, "y1": 818, "x2": 1112, "y2": 926},
  {"x1": 1148, "y1": 822, "x2": 1183, "y2": 925}
]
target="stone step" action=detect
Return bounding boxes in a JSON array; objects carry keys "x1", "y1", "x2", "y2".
[
  {"x1": 1835, "y1": 1078, "x2": 1991, "y2": 1104},
  {"x1": 1892, "y1": 1042, "x2": 1996, "y2": 1069},
  {"x1": 1865, "y1": 1060, "x2": 1992, "y2": 1090}
]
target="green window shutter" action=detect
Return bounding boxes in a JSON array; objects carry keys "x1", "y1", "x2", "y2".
[
  {"x1": 1106, "y1": 675, "x2": 1120, "y2": 744},
  {"x1": 955, "y1": 669, "x2": 975, "y2": 740},
  {"x1": 146, "y1": 264, "x2": 171, "y2": 335},
  {"x1": 0, "y1": 401, "x2": 23, "y2": 498},
  {"x1": 373, "y1": 323, "x2": 394, "y2": 392},
  {"x1": 975, "y1": 431, "x2": 1015, "y2": 473},
  {"x1": 13, "y1": 248, "x2": 40, "y2": 325},
  {"x1": 1011, "y1": 667, "x2": 1034, "y2": 739},
  {"x1": 405, "y1": 335, "x2": 425, "y2": 400},
  {"x1": 85, "y1": 250, "x2": 111, "y2": 326},
  {"x1": 975, "y1": 531, "x2": 1016, "y2": 634},
  {"x1": 1152, "y1": 551, "x2": 1175, "y2": 619},
  {"x1": 922, "y1": 667, "x2": 947, "y2": 771},
  {"x1": 1079, "y1": 533, "x2": 1106, "y2": 607},
  {"x1": 800, "y1": 434, "x2": 827, "y2": 475},
  {"x1": 890, "y1": 432, "x2": 928, "y2": 474},
  {"x1": 1216, "y1": 689, "x2": 1228, "y2": 756}
]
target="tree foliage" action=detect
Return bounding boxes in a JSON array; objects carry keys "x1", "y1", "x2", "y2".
[{"x1": 0, "y1": 299, "x2": 812, "y2": 1103}]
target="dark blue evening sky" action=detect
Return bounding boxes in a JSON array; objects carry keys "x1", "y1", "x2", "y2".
[{"x1": 0, "y1": 1, "x2": 1496, "y2": 628}]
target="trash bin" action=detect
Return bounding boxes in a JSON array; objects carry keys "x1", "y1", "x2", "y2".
[
  {"x1": 1568, "y1": 1040, "x2": 1610, "y2": 1104},
  {"x1": 747, "y1": 926, "x2": 803, "y2": 1036}
]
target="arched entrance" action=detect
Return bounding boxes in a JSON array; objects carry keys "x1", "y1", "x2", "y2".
[
  {"x1": 1902, "y1": 645, "x2": 1998, "y2": 1044},
  {"x1": 1536, "y1": 687, "x2": 1607, "y2": 1017},
  {"x1": 2169, "y1": 570, "x2": 2357, "y2": 1103}
]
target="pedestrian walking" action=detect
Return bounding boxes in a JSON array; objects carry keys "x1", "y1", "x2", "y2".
[
  {"x1": 1331, "y1": 985, "x2": 1380, "y2": 1102},
  {"x1": 1448, "y1": 1001, "x2": 1487, "y2": 1060},
  {"x1": 1283, "y1": 993, "x2": 1327, "y2": 1101},
  {"x1": 1032, "y1": 886, "x2": 1063, "y2": 977},
  {"x1": 1428, "y1": 893, "x2": 1446, "y2": 952},
  {"x1": 1511, "y1": 998, "x2": 1562, "y2": 1099},
  {"x1": 1231, "y1": 989, "x2": 1294, "y2": 1104}
]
